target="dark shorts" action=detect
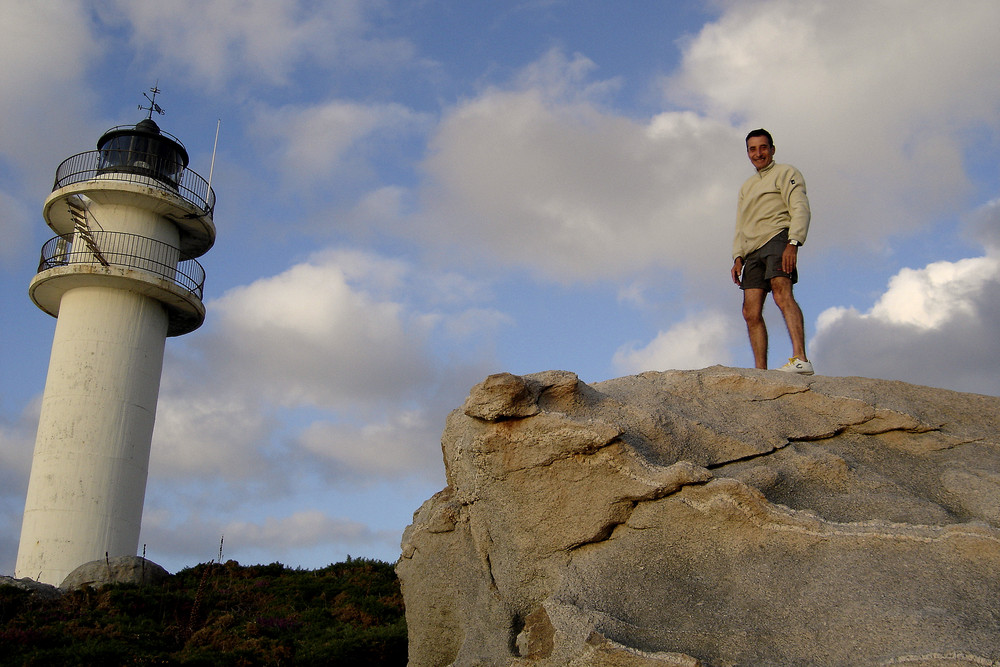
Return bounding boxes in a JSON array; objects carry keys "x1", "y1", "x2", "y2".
[{"x1": 740, "y1": 230, "x2": 797, "y2": 292}]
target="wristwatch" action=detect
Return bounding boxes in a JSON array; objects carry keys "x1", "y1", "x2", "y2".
[{"x1": 788, "y1": 239, "x2": 801, "y2": 246}]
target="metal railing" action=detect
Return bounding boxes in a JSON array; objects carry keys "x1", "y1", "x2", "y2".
[
  {"x1": 37, "y1": 231, "x2": 206, "y2": 300},
  {"x1": 52, "y1": 150, "x2": 216, "y2": 215}
]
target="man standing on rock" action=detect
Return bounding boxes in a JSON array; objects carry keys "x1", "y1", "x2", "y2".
[{"x1": 731, "y1": 128, "x2": 814, "y2": 375}]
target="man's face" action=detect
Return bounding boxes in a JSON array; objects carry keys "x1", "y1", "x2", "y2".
[{"x1": 746, "y1": 136, "x2": 775, "y2": 171}]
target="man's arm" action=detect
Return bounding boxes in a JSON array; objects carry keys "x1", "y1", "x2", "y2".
[
  {"x1": 782, "y1": 167, "x2": 810, "y2": 245},
  {"x1": 732, "y1": 257, "x2": 743, "y2": 286},
  {"x1": 781, "y1": 167, "x2": 808, "y2": 274}
]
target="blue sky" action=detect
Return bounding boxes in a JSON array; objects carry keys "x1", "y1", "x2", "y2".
[{"x1": 3, "y1": 0, "x2": 1000, "y2": 574}]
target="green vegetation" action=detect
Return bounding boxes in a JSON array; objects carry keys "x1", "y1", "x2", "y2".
[{"x1": 0, "y1": 557, "x2": 406, "y2": 666}]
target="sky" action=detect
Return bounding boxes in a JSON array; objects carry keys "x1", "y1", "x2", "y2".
[{"x1": 2, "y1": 0, "x2": 1000, "y2": 575}]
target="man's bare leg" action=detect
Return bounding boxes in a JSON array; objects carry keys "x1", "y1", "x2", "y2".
[
  {"x1": 769, "y1": 277, "x2": 808, "y2": 361},
  {"x1": 742, "y1": 288, "x2": 768, "y2": 369}
]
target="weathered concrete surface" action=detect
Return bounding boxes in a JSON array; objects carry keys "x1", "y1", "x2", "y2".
[{"x1": 397, "y1": 367, "x2": 1000, "y2": 666}]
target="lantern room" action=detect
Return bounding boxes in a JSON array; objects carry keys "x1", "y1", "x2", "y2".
[{"x1": 97, "y1": 118, "x2": 189, "y2": 188}]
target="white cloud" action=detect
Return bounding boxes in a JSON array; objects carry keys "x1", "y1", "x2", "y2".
[
  {"x1": 415, "y1": 50, "x2": 742, "y2": 283},
  {"x1": 253, "y1": 100, "x2": 430, "y2": 186},
  {"x1": 512, "y1": 49, "x2": 623, "y2": 103},
  {"x1": 673, "y1": 0, "x2": 1000, "y2": 128},
  {"x1": 150, "y1": 391, "x2": 277, "y2": 481},
  {"x1": 812, "y1": 253, "x2": 1000, "y2": 395},
  {"x1": 222, "y1": 510, "x2": 383, "y2": 550},
  {"x1": 148, "y1": 247, "x2": 496, "y2": 491},
  {"x1": 868, "y1": 258, "x2": 996, "y2": 329},
  {"x1": 297, "y1": 409, "x2": 443, "y2": 481},
  {"x1": 196, "y1": 250, "x2": 434, "y2": 410},
  {"x1": 0, "y1": 1, "x2": 100, "y2": 152},
  {"x1": 817, "y1": 255, "x2": 1000, "y2": 333},
  {"x1": 102, "y1": 0, "x2": 415, "y2": 90},
  {"x1": 0, "y1": 1, "x2": 103, "y2": 262},
  {"x1": 333, "y1": 186, "x2": 411, "y2": 236},
  {"x1": 616, "y1": 283, "x2": 648, "y2": 309},
  {"x1": 613, "y1": 310, "x2": 736, "y2": 374}
]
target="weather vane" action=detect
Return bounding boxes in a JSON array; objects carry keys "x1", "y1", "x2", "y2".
[{"x1": 138, "y1": 84, "x2": 165, "y2": 119}]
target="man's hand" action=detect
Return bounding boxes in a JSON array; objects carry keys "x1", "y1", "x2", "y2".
[
  {"x1": 732, "y1": 257, "x2": 743, "y2": 286},
  {"x1": 782, "y1": 243, "x2": 798, "y2": 274}
]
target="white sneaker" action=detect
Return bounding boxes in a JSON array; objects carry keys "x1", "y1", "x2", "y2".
[{"x1": 778, "y1": 357, "x2": 814, "y2": 375}]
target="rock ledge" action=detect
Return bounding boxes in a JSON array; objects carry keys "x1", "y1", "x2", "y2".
[{"x1": 397, "y1": 367, "x2": 1000, "y2": 666}]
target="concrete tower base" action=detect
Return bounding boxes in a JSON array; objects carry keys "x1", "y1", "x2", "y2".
[{"x1": 15, "y1": 286, "x2": 168, "y2": 585}]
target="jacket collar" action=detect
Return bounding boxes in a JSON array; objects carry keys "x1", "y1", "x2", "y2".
[{"x1": 756, "y1": 160, "x2": 776, "y2": 176}]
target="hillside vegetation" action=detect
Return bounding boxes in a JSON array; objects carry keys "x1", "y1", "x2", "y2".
[{"x1": 0, "y1": 557, "x2": 406, "y2": 666}]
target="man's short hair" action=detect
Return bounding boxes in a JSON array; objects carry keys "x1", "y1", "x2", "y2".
[{"x1": 745, "y1": 128, "x2": 774, "y2": 147}]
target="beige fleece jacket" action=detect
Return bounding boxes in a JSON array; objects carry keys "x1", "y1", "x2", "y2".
[{"x1": 733, "y1": 161, "x2": 810, "y2": 260}]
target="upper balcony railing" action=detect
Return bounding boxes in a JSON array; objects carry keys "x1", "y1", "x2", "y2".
[
  {"x1": 52, "y1": 149, "x2": 216, "y2": 215},
  {"x1": 38, "y1": 231, "x2": 206, "y2": 300}
]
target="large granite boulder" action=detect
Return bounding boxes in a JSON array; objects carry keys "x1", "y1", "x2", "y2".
[
  {"x1": 61, "y1": 556, "x2": 169, "y2": 590},
  {"x1": 397, "y1": 367, "x2": 1000, "y2": 666}
]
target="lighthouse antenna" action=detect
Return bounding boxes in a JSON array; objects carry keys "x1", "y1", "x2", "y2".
[{"x1": 208, "y1": 118, "x2": 221, "y2": 191}]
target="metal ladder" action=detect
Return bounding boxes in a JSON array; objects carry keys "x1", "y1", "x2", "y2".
[{"x1": 67, "y1": 199, "x2": 109, "y2": 267}]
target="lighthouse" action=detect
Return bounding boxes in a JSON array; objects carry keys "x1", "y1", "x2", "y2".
[{"x1": 15, "y1": 90, "x2": 216, "y2": 585}]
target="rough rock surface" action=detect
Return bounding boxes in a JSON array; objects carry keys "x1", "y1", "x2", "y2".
[
  {"x1": 396, "y1": 367, "x2": 1000, "y2": 666},
  {"x1": 60, "y1": 556, "x2": 169, "y2": 590},
  {"x1": 0, "y1": 575, "x2": 62, "y2": 600}
]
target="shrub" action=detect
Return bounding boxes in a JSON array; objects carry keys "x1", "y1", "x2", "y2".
[{"x1": 0, "y1": 558, "x2": 406, "y2": 666}]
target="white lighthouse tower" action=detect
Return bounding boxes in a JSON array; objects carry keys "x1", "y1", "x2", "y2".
[{"x1": 15, "y1": 90, "x2": 216, "y2": 585}]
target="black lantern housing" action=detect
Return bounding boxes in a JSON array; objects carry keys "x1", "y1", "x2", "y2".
[{"x1": 97, "y1": 118, "x2": 189, "y2": 188}]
